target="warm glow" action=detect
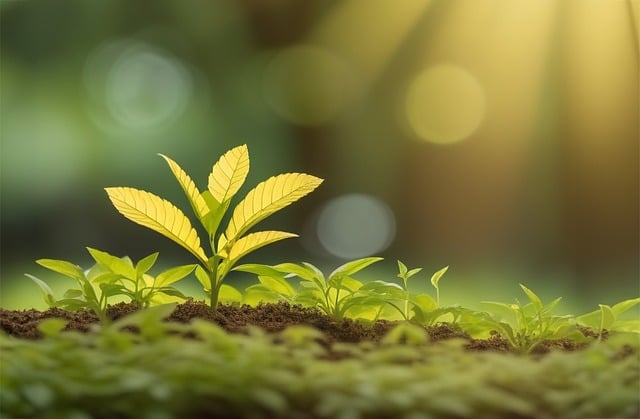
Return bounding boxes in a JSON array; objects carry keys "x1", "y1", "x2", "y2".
[
  {"x1": 311, "y1": 0, "x2": 433, "y2": 85},
  {"x1": 405, "y1": 64, "x2": 485, "y2": 144}
]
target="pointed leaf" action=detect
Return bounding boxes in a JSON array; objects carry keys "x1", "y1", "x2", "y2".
[
  {"x1": 87, "y1": 247, "x2": 136, "y2": 280},
  {"x1": 611, "y1": 297, "x2": 640, "y2": 317},
  {"x1": 25, "y1": 274, "x2": 56, "y2": 307},
  {"x1": 599, "y1": 304, "x2": 616, "y2": 330},
  {"x1": 105, "y1": 187, "x2": 208, "y2": 265},
  {"x1": 159, "y1": 154, "x2": 210, "y2": 222},
  {"x1": 397, "y1": 260, "x2": 408, "y2": 276},
  {"x1": 136, "y1": 252, "x2": 159, "y2": 278},
  {"x1": 234, "y1": 263, "x2": 289, "y2": 278},
  {"x1": 208, "y1": 144, "x2": 250, "y2": 204},
  {"x1": 275, "y1": 262, "x2": 324, "y2": 282},
  {"x1": 155, "y1": 264, "x2": 197, "y2": 288},
  {"x1": 430, "y1": 266, "x2": 449, "y2": 289},
  {"x1": 224, "y1": 173, "x2": 323, "y2": 241},
  {"x1": 218, "y1": 284, "x2": 243, "y2": 304},
  {"x1": 519, "y1": 284, "x2": 543, "y2": 312},
  {"x1": 257, "y1": 275, "x2": 297, "y2": 297},
  {"x1": 329, "y1": 257, "x2": 383, "y2": 279},
  {"x1": 195, "y1": 265, "x2": 212, "y2": 291},
  {"x1": 227, "y1": 231, "x2": 297, "y2": 264},
  {"x1": 36, "y1": 259, "x2": 85, "y2": 282}
]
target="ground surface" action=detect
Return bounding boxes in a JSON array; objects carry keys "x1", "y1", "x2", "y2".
[{"x1": 0, "y1": 300, "x2": 587, "y2": 353}]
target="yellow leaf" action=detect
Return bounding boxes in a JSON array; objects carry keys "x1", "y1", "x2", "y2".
[
  {"x1": 225, "y1": 173, "x2": 323, "y2": 241},
  {"x1": 227, "y1": 231, "x2": 297, "y2": 264},
  {"x1": 158, "y1": 154, "x2": 209, "y2": 221},
  {"x1": 105, "y1": 187, "x2": 208, "y2": 265},
  {"x1": 208, "y1": 144, "x2": 250, "y2": 204}
]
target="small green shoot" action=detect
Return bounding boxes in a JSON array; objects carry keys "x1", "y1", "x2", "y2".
[
  {"x1": 576, "y1": 297, "x2": 640, "y2": 340},
  {"x1": 236, "y1": 257, "x2": 383, "y2": 320},
  {"x1": 105, "y1": 145, "x2": 323, "y2": 310},
  {"x1": 475, "y1": 284, "x2": 580, "y2": 353},
  {"x1": 27, "y1": 248, "x2": 195, "y2": 322}
]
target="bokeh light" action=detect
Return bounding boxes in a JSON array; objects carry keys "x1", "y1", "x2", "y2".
[
  {"x1": 405, "y1": 64, "x2": 486, "y2": 144},
  {"x1": 262, "y1": 44, "x2": 355, "y2": 125},
  {"x1": 84, "y1": 40, "x2": 193, "y2": 131},
  {"x1": 316, "y1": 194, "x2": 396, "y2": 259}
]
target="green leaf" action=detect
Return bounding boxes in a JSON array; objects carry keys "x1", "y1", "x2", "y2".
[
  {"x1": 611, "y1": 297, "x2": 640, "y2": 318},
  {"x1": 411, "y1": 293, "x2": 438, "y2": 313},
  {"x1": 99, "y1": 283, "x2": 125, "y2": 298},
  {"x1": 87, "y1": 247, "x2": 136, "y2": 279},
  {"x1": 208, "y1": 144, "x2": 250, "y2": 204},
  {"x1": 360, "y1": 280, "x2": 405, "y2": 299},
  {"x1": 194, "y1": 265, "x2": 212, "y2": 291},
  {"x1": 105, "y1": 187, "x2": 208, "y2": 265},
  {"x1": 257, "y1": 275, "x2": 297, "y2": 298},
  {"x1": 159, "y1": 154, "x2": 210, "y2": 222},
  {"x1": 519, "y1": 284, "x2": 543, "y2": 312},
  {"x1": 136, "y1": 252, "x2": 159, "y2": 278},
  {"x1": 234, "y1": 263, "x2": 288, "y2": 278},
  {"x1": 599, "y1": 304, "x2": 616, "y2": 330},
  {"x1": 274, "y1": 262, "x2": 323, "y2": 283},
  {"x1": 430, "y1": 266, "x2": 449, "y2": 290},
  {"x1": 328, "y1": 276, "x2": 363, "y2": 293},
  {"x1": 36, "y1": 259, "x2": 85, "y2": 282},
  {"x1": 63, "y1": 289, "x2": 84, "y2": 299},
  {"x1": 224, "y1": 231, "x2": 297, "y2": 264},
  {"x1": 397, "y1": 260, "x2": 408, "y2": 276},
  {"x1": 329, "y1": 257, "x2": 383, "y2": 279},
  {"x1": 218, "y1": 284, "x2": 243, "y2": 304},
  {"x1": 481, "y1": 301, "x2": 519, "y2": 321},
  {"x1": 243, "y1": 286, "x2": 283, "y2": 305},
  {"x1": 224, "y1": 173, "x2": 323, "y2": 242},
  {"x1": 25, "y1": 274, "x2": 56, "y2": 307},
  {"x1": 155, "y1": 264, "x2": 197, "y2": 288}
]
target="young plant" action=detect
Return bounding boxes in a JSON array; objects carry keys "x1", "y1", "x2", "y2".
[
  {"x1": 236, "y1": 257, "x2": 383, "y2": 320},
  {"x1": 105, "y1": 145, "x2": 323, "y2": 310},
  {"x1": 85, "y1": 248, "x2": 195, "y2": 308},
  {"x1": 361, "y1": 264, "x2": 455, "y2": 324},
  {"x1": 576, "y1": 297, "x2": 640, "y2": 341},
  {"x1": 27, "y1": 248, "x2": 195, "y2": 322},
  {"x1": 473, "y1": 284, "x2": 581, "y2": 353}
]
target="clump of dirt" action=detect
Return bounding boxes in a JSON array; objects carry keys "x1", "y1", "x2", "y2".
[{"x1": 0, "y1": 301, "x2": 590, "y2": 354}]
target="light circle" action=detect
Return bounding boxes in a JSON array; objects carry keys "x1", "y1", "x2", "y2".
[
  {"x1": 316, "y1": 194, "x2": 396, "y2": 259},
  {"x1": 405, "y1": 64, "x2": 486, "y2": 144}
]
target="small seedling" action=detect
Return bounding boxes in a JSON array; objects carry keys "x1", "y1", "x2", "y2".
[
  {"x1": 27, "y1": 248, "x2": 195, "y2": 322},
  {"x1": 105, "y1": 145, "x2": 323, "y2": 310},
  {"x1": 576, "y1": 297, "x2": 640, "y2": 341},
  {"x1": 236, "y1": 257, "x2": 383, "y2": 320},
  {"x1": 475, "y1": 284, "x2": 581, "y2": 353}
]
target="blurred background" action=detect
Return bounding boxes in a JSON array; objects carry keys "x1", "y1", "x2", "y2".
[{"x1": 1, "y1": 0, "x2": 638, "y2": 312}]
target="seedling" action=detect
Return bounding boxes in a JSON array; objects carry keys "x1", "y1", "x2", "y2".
[
  {"x1": 576, "y1": 297, "x2": 640, "y2": 341},
  {"x1": 105, "y1": 145, "x2": 323, "y2": 309},
  {"x1": 236, "y1": 257, "x2": 383, "y2": 320},
  {"x1": 359, "y1": 264, "x2": 456, "y2": 325},
  {"x1": 473, "y1": 284, "x2": 581, "y2": 353},
  {"x1": 27, "y1": 248, "x2": 195, "y2": 322}
]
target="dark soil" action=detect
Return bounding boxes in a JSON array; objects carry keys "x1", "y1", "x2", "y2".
[{"x1": 0, "y1": 301, "x2": 589, "y2": 354}]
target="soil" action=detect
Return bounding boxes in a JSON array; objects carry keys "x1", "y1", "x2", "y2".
[{"x1": 0, "y1": 300, "x2": 590, "y2": 354}]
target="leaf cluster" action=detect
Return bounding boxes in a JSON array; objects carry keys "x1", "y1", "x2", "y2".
[
  {"x1": 105, "y1": 145, "x2": 322, "y2": 309},
  {"x1": 27, "y1": 248, "x2": 195, "y2": 322}
]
